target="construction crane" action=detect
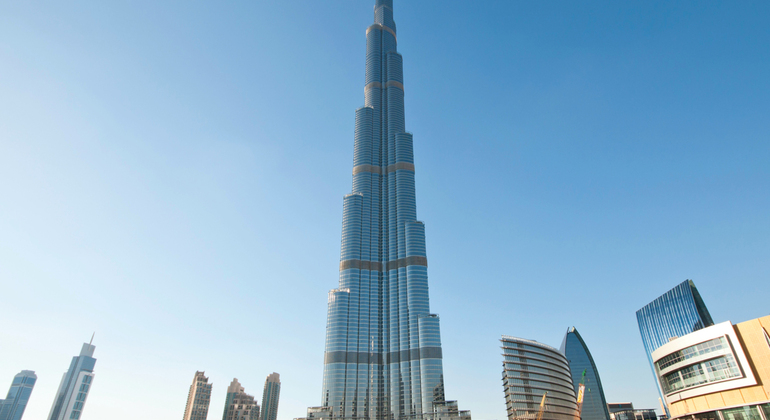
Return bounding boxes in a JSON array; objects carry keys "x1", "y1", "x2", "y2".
[
  {"x1": 535, "y1": 392, "x2": 548, "y2": 420},
  {"x1": 576, "y1": 370, "x2": 589, "y2": 420}
]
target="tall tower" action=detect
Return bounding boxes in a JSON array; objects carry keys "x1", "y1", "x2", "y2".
[
  {"x1": 308, "y1": 2, "x2": 469, "y2": 420},
  {"x1": 183, "y1": 371, "x2": 213, "y2": 420},
  {"x1": 223, "y1": 378, "x2": 259, "y2": 420},
  {"x1": 260, "y1": 373, "x2": 280, "y2": 420},
  {"x1": 47, "y1": 343, "x2": 96, "y2": 420},
  {"x1": 0, "y1": 370, "x2": 37, "y2": 420},
  {"x1": 559, "y1": 328, "x2": 610, "y2": 420}
]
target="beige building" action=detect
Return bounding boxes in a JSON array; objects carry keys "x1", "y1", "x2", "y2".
[{"x1": 650, "y1": 315, "x2": 770, "y2": 420}]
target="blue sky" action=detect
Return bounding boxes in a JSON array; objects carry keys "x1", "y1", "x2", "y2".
[{"x1": 1, "y1": 1, "x2": 769, "y2": 419}]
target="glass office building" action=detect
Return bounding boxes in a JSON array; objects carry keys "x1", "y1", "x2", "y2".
[
  {"x1": 0, "y1": 370, "x2": 37, "y2": 420},
  {"x1": 501, "y1": 336, "x2": 578, "y2": 420},
  {"x1": 183, "y1": 371, "x2": 213, "y2": 420},
  {"x1": 260, "y1": 373, "x2": 280, "y2": 420},
  {"x1": 636, "y1": 280, "x2": 714, "y2": 415},
  {"x1": 47, "y1": 343, "x2": 96, "y2": 420},
  {"x1": 560, "y1": 328, "x2": 610, "y2": 420},
  {"x1": 305, "y1": 2, "x2": 469, "y2": 420},
  {"x1": 223, "y1": 378, "x2": 259, "y2": 420}
]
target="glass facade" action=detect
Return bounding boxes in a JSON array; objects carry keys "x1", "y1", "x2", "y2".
[
  {"x1": 183, "y1": 371, "x2": 213, "y2": 420},
  {"x1": 559, "y1": 328, "x2": 610, "y2": 420},
  {"x1": 223, "y1": 379, "x2": 259, "y2": 420},
  {"x1": 47, "y1": 343, "x2": 96, "y2": 420},
  {"x1": 311, "y1": 2, "x2": 469, "y2": 420},
  {"x1": 636, "y1": 280, "x2": 714, "y2": 415},
  {"x1": 260, "y1": 373, "x2": 280, "y2": 420},
  {"x1": 0, "y1": 371, "x2": 36, "y2": 420},
  {"x1": 501, "y1": 336, "x2": 578, "y2": 420}
]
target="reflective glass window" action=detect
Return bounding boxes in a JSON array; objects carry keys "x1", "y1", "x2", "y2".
[{"x1": 721, "y1": 406, "x2": 762, "y2": 420}]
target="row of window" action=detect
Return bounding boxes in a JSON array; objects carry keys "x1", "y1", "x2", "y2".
[
  {"x1": 657, "y1": 336, "x2": 729, "y2": 371},
  {"x1": 661, "y1": 354, "x2": 741, "y2": 394}
]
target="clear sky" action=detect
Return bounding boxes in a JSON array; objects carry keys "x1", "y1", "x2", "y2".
[{"x1": 1, "y1": 1, "x2": 769, "y2": 420}]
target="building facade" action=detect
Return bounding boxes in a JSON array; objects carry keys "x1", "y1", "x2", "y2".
[
  {"x1": 260, "y1": 373, "x2": 280, "y2": 420},
  {"x1": 608, "y1": 404, "x2": 658, "y2": 420},
  {"x1": 650, "y1": 315, "x2": 770, "y2": 420},
  {"x1": 0, "y1": 370, "x2": 37, "y2": 420},
  {"x1": 637, "y1": 280, "x2": 715, "y2": 415},
  {"x1": 183, "y1": 371, "x2": 213, "y2": 420},
  {"x1": 502, "y1": 336, "x2": 579, "y2": 420},
  {"x1": 223, "y1": 378, "x2": 259, "y2": 420},
  {"x1": 304, "y1": 2, "x2": 469, "y2": 420},
  {"x1": 560, "y1": 327, "x2": 610, "y2": 420},
  {"x1": 47, "y1": 343, "x2": 96, "y2": 420}
]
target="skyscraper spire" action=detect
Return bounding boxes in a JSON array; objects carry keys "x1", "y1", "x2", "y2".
[{"x1": 303, "y1": 2, "x2": 470, "y2": 420}]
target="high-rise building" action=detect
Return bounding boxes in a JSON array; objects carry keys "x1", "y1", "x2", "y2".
[
  {"x1": 47, "y1": 342, "x2": 96, "y2": 420},
  {"x1": 223, "y1": 378, "x2": 259, "y2": 420},
  {"x1": 560, "y1": 327, "x2": 610, "y2": 420},
  {"x1": 260, "y1": 373, "x2": 280, "y2": 420},
  {"x1": 303, "y1": 2, "x2": 469, "y2": 420},
  {"x1": 183, "y1": 371, "x2": 213, "y2": 420},
  {"x1": 0, "y1": 370, "x2": 37, "y2": 420},
  {"x1": 649, "y1": 315, "x2": 770, "y2": 420},
  {"x1": 636, "y1": 280, "x2": 714, "y2": 415},
  {"x1": 501, "y1": 336, "x2": 579, "y2": 420}
]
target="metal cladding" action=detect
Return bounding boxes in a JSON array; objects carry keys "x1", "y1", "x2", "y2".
[{"x1": 315, "y1": 2, "x2": 469, "y2": 420}]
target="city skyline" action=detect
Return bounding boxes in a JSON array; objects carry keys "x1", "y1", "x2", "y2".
[{"x1": 1, "y1": 1, "x2": 769, "y2": 420}]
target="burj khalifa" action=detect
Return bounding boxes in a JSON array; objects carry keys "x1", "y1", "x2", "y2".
[{"x1": 304, "y1": 2, "x2": 470, "y2": 420}]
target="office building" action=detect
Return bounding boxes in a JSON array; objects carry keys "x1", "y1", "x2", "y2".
[
  {"x1": 223, "y1": 378, "x2": 259, "y2": 420},
  {"x1": 637, "y1": 280, "x2": 715, "y2": 415},
  {"x1": 47, "y1": 342, "x2": 96, "y2": 420},
  {"x1": 501, "y1": 336, "x2": 579, "y2": 420},
  {"x1": 183, "y1": 371, "x2": 213, "y2": 420},
  {"x1": 0, "y1": 370, "x2": 36, "y2": 420},
  {"x1": 560, "y1": 327, "x2": 610, "y2": 420},
  {"x1": 260, "y1": 373, "x2": 280, "y2": 420},
  {"x1": 650, "y1": 315, "x2": 770, "y2": 420},
  {"x1": 301, "y1": 1, "x2": 470, "y2": 420},
  {"x1": 608, "y1": 404, "x2": 658, "y2": 420}
]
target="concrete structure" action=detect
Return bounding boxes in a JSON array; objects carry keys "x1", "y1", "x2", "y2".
[
  {"x1": 501, "y1": 336, "x2": 578, "y2": 420},
  {"x1": 223, "y1": 379, "x2": 259, "y2": 420},
  {"x1": 0, "y1": 370, "x2": 37, "y2": 420},
  {"x1": 303, "y1": 1, "x2": 470, "y2": 420},
  {"x1": 48, "y1": 342, "x2": 96, "y2": 420},
  {"x1": 260, "y1": 373, "x2": 280, "y2": 420},
  {"x1": 650, "y1": 315, "x2": 770, "y2": 420},
  {"x1": 561, "y1": 327, "x2": 611, "y2": 420},
  {"x1": 183, "y1": 371, "x2": 213, "y2": 420}
]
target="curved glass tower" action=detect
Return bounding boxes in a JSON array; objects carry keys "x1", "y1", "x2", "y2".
[
  {"x1": 312, "y1": 2, "x2": 469, "y2": 420},
  {"x1": 559, "y1": 328, "x2": 610, "y2": 420}
]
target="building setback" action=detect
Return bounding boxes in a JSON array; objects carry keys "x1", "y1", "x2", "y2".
[
  {"x1": 302, "y1": 1, "x2": 469, "y2": 420},
  {"x1": 260, "y1": 373, "x2": 280, "y2": 420},
  {"x1": 560, "y1": 327, "x2": 610, "y2": 420},
  {"x1": 223, "y1": 378, "x2": 259, "y2": 420},
  {"x1": 47, "y1": 342, "x2": 96, "y2": 420},
  {"x1": 501, "y1": 336, "x2": 578, "y2": 420},
  {"x1": 0, "y1": 370, "x2": 37, "y2": 420},
  {"x1": 183, "y1": 371, "x2": 212, "y2": 420}
]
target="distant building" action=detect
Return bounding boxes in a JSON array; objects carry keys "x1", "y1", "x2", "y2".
[
  {"x1": 47, "y1": 342, "x2": 97, "y2": 420},
  {"x1": 183, "y1": 371, "x2": 213, "y2": 420},
  {"x1": 0, "y1": 370, "x2": 37, "y2": 420},
  {"x1": 636, "y1": 280, "x2": 714, "y2": 414},
  {"x1": 560, "y1": 327, "x2": 611, "y2": 420},
  {"x1": 222, "y1": 378, "x2": 259, "y2": 420},
  {"x1": 607, "y1": 404, "x2": 657, "y2": 420},
  {"x1": 650, "y1": 315, "x2": 770, "y2": 420},
  {"x1": 501, "y1": 336, "x2": 579, "y2": 420},
  {"x1": 260, "y1": 373, "x2": 280, "y2": 420}
]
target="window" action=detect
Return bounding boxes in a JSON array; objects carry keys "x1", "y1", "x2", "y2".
[
  {"x1": 657, "y1": 337, "x2": 729, "y2": 371},
  {"x1": 661, "y1": 355, "x2": 741, "y2": 393},
  {"x1": 763, "y1": 328, "x2": 770, "y2": 350},
  {"x1": 721, "y1": 406, "x2": 762, "y2": 420}
]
